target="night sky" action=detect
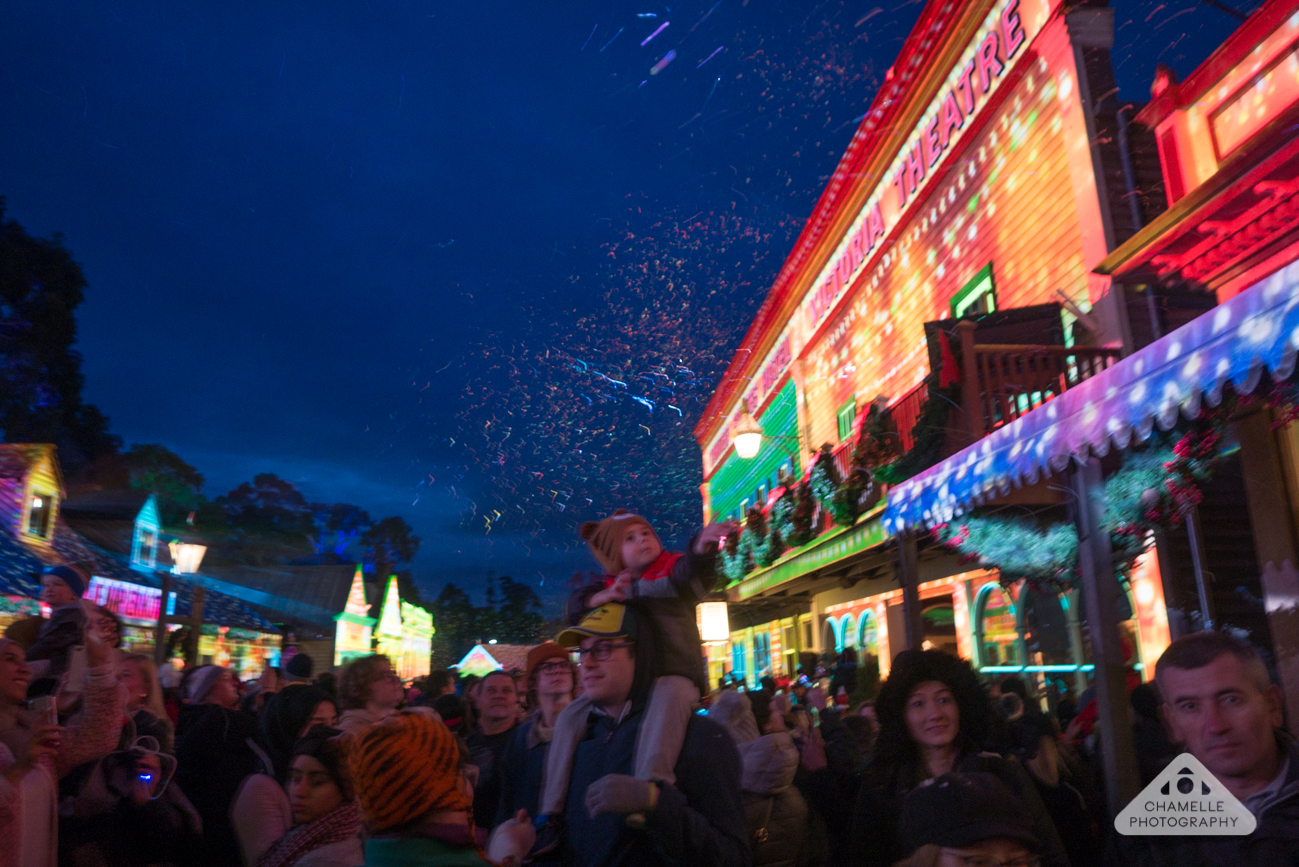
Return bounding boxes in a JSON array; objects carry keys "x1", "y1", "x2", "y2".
[{"x1": 1, "y1": 0, "x2": 1242, "y2": 610}]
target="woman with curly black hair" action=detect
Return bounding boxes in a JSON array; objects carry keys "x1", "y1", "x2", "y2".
[{"x1": 846, "y1": 650, "x2": 1069, "y2": 867}]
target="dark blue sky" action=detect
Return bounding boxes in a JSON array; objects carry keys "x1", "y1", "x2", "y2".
[{"x1": 0, "y1": 0, "x2": 1241, "y2": 610}]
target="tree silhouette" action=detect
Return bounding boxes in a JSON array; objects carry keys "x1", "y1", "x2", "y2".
[
  {"x1": 0, "y1": 200, "x2": 120, "y2": 471},
  {"x1": 309, "y1": 502, "x2": 372, "y2": 559},
  {"x1": 428, "y1": 576, "x2": 545, "y2": 668},
  {"x1": 217, "y1": 473, "x2": 312, "y2": 536}
]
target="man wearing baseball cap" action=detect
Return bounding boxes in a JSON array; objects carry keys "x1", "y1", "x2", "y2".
[
  {"x1": 494, "y1": 602, "x2": 746, "y2": 867},
  {"x1": 898, "y1": 772, "x2": 1041, "y2": 867}
]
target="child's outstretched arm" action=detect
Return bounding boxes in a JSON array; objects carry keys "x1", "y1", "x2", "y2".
[
  {"x1": 565, "y1": 572, "x2": 632, "y2": 623},
  {"x1": 633, "y1": 519, "x2": 738, "y2": 601}
]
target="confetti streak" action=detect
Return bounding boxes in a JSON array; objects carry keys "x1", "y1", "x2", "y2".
[
  {"x1": 688, "y1": 1, "x2": 722, "y2": 34},
  {"x1": 580, "y1": 24, "x2": 598, "y2": 51},
  {"x1": 855, "y1": 7, "x2": 882, "y2": 27},
  {"x1": 599, "y1": 27, "x2": 625, "y2": 52},
  {"x1": 697, "y1": 46, "x2": 724, "y2": 68},
  {"x1": 640, "y1": 21, "x2": 669, "y2": 46},
  {"x1": 637, "y1": 12, "x2": 658, "y2": 17},
  {"x1": 650, "y1": 50, "x2": 676, "y2": 75}
]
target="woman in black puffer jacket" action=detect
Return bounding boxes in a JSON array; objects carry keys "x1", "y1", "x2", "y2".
[
  {"x1": 847, "y1": 650, "x2": 1068, "y2": 867},
  {"x1": 710, "y1": 689, "x2": 809, "y2": 867}
]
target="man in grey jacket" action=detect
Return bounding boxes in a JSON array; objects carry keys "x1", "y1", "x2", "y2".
[{"x1": 1107, "y1": 631, "x2": 1299, "y2": 866}]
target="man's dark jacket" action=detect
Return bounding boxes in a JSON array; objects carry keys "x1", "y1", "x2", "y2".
[
  {"x1": 556, "y1": 701, "x2": 749, "y2": 867},
  {"x1": 1106, "y1": 734, "x2": 1299, "y2": 866}
]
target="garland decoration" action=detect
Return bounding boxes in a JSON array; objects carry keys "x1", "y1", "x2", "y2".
[
  {"x1": 875, "y1": 384, "x2": 960, "y2": 486},
  {"x1": 719, "y1": 522, "x2": 747, "y2": 584},
  {"x1": 809, "y1": 445, "x2": 842, "y2": 507},
  {"x1": 932, "y1": 390, "x2": 1252, "y2": 592},
  {"x1": 716, "y1": 374, "x2": 1292, "y2": 587},
  {"x1": 770, "y1": 480, "x2": 815, "y2": 549}
]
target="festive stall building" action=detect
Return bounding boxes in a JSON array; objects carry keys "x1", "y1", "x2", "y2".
[
  {"x1": 400, "y1": 599, "x2": 435, "y2": 682},
  {"x1": 0, "y1": 464, "x2": 281, "y2": 676},
  {"x1": 871, "y1": 0, "x2": 1299, "y2": 814},
  {"x1": 375, "y1": 574, "x2": 404, "y2": 666},
  {"x1": 60, "y1": 489, "x2": 282, "y2": 676},
  {"x1": 694, "y1": 0, "x2": 1174, "y2": 700},
  {"x1": 200, "y1": 564, "x2": 377, "y2": 670},
  {"x1": 454, "y1": 643, "x2": 532, "y2": 678},
  {"x1": 0, "y1": 444, "x2": 84, "y2": 633},
  {"x1": 372, "y1": 574, "x2": 435, "y2": 681}
]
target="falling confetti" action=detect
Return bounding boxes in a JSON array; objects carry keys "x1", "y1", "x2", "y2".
[
  {"x1": 640, "y1": 21, "x2": 670, "y2": 46},
  {"x1": 650, "y1": 50, "x2": 677, "y2": 75}
]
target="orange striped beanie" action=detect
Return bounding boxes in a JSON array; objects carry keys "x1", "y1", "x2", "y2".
[{"x1": 347, "y1": 710, "x2": 470, "y2": 832}]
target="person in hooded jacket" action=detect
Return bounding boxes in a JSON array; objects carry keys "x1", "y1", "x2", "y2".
[
  {"x1": 173, "y1": 664, "x2": 259, "y2": 867},
  {"x1": 709, "y1": 688, "x2": 809, "y2": 867},
  {"x1": 251, "y1": 726, "x2": 362, "y2": 867},
  {"x1": 848, "y1": 650, "x2": 1066, "y2": 867},
  {"x1": 232, "y1": 683, "x2": 339, "y2": 865}
]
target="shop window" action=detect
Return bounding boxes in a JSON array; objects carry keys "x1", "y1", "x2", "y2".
[
  {"x1": 133, "y1": 528, "x2": 158, "y2": 569},
  {"x1": 857, "y1": 611, "x2": 879, "y2": 658},
  {"x1": 840, "y1": 613, "x2": 857, "y2": 648},
  {"x1": 836, "y1": 398, "x2": 857, "y2": 443},
  {"x1": 823, "y1": 619, "x2": 840, "y2": 654},
  {"x1": 26, "y1": 492, "x2": 53, "y2": 539},
  {"x1": 803, "y1": 620, "x2": 813, "y2": 649},
  {"x1": 921, "y1": 601, "x2": 958, "y2": 655},
  {"x1": 951, "y1": 263, "x2": 997, "y2": 319},
  {"x1": 977, "y1": 585, "x2": 1021, "y2": 666},
  {"x1": 755, "y1": 632, "x2": 772, "y2": 675},
  {"x1": 731, "y1": 641, "x2": 747, "y2": 683}
]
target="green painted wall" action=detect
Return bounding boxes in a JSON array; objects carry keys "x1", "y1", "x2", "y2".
[{"x1": 708, "y1": 379, "x2": 800, "y2": 521}]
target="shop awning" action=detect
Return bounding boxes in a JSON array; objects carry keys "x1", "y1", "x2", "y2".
[{"x1": 884, "y1": 258, "x2": 1299, "y2": 534}]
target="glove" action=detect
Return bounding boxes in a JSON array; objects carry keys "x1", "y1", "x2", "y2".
[
  {"x1": 584, "y1": 774, "x2": 658, "y2": 817},
  {"x1": 487, "y1": 810, "x2": 536, "y2": 864}
]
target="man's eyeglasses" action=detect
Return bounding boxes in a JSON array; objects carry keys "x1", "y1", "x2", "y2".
[
  {"x1": 576, "y1": 641, "x2": 634, "y2": 662},
  {"x1": 536, "y1": 661, "x2": 570, "y2": 675}
]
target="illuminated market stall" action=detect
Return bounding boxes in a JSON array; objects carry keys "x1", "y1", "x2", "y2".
[
  {"x1": 695, "y1": 0, "x2": 1175, "y2": 705},
  {"x1": 701, "y1": 0, "x2": 1299, "y2": 816}
]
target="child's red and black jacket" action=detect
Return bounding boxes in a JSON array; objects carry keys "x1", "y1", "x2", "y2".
[{"x1": 565, "y1": 537, "x2": 719, "y2": 691}]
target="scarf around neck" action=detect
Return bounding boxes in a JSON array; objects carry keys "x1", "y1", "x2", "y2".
[{"x1": 258, "y1": 800, "x2": 362, "y2": 867}]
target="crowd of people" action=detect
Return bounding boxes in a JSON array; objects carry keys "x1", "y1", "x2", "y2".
[{"x1": 0, "y1": 513, "x2": 1296, "y2": 866}]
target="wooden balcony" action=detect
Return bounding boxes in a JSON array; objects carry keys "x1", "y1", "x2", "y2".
[
  {"x1": 954, "y1": 320, "x2": 1123, "y2": 440},
  {"x1": 809, "y1": 326, "x2": 1119, "y2": 532}
]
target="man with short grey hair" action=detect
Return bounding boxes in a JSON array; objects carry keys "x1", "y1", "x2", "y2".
[{"x1": 1108, "y1": 630, "x2": 1299, "y2": 865}]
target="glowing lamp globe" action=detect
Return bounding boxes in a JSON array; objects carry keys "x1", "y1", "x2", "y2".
[
  {"x1": 169, "y1": 542, "x2": 207, "y2": 575},
  {"x1": 732, "y1": 402, "x2": 765, "y2": 460},
  {"x1": 697, "y1": 601, "x2": 730, "y2": 643}
]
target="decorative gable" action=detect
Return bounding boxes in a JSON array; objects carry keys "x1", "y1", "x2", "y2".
[
  {"x1": 0, "y1": 445, "x2": 65, "y2": 552},
  {"x1": 377, "y1": 575, "x2": 403, "y2": 638},
  {"x1": 130, "y1": 495, "x2": 161, "y2": 571}
]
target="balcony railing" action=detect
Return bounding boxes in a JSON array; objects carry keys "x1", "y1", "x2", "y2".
[
  {"x1": 887, "y1": 380, "x2": 929, "y2": 452},
  {"x1": 956, "y1": 321, "x2": 1122, "y2": 439}
]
